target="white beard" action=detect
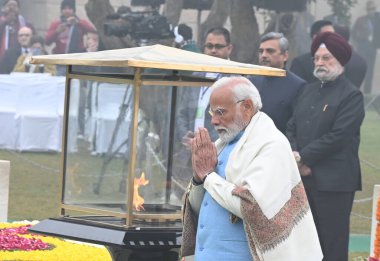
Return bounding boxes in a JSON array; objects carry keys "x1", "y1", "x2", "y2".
[
  {"x1": 313, "y1": 63, "x2": 344, "y2": 82},
  {"x1": 215, "y1": 111, "x2": 248, "y2": 143}
]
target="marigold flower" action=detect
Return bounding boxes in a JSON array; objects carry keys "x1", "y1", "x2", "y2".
[{"x1": 0, "y1": 222, "x2": 111, "y2": 260}]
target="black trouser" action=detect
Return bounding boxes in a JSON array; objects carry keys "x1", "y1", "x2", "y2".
[{"x1": 303, "y1": 179, "x2": 355, "y2": 261}]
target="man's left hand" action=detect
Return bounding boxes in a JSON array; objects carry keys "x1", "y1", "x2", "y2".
[
  {"x1": 299, "y1": 164, "x2": 312, "y2": 176},
  {"x1": 191, "y1": 128, "x2": 217, "y2": 182}
]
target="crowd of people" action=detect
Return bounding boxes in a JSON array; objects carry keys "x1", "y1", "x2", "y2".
[
  {"x1": 0, "y1": 0, "x2": 377, "y2": 91},
  {"x1": 0, "y1": 0, "x2": 96, "y2": 75},
  {"x1": 178, "y1": 22, "x2": 365, "y2": 260},
  {"x1": 0, "y1": 0, "x2": 377, "y2": 260},
  {"x1": 0, "y1": 0, "x2": 98, "y2": 137},
  {"x1": 176, "y1": 2, "x2": 376, "y2": 261}
]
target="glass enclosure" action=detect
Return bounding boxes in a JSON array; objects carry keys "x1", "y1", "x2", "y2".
[{"x1": 61, "y1": 66, "x2": 210, "y2": 227}]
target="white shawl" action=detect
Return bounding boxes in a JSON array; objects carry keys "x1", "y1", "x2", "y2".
[
  {"x1": 184, "y1": 111, "x2": 323, "y2": 260},
  {"x1": 214, "y1": 111, "x2": 301, "y2": 219}
]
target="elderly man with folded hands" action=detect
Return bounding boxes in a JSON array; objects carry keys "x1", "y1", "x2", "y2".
[{"x1": 181, "y1": 76, "x2": 323, "y2": 261}]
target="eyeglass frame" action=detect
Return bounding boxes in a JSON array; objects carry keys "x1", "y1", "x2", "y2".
[
  {"x1": 313, "y1": 54, "x2": 334, "y2": 63},
  {"x1": 208, "y1": 99, "x2": 245, "y2": 119}
]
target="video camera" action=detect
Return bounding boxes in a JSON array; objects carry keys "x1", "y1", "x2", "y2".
[{"x1": 104, "y1": 10, "x2": 173, "y2": 40}]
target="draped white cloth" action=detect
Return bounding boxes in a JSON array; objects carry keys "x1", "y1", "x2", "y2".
[
  {"x1": 0, "y1": 73, "x2": 68, "y2": 152},
  {"x1": 185, "y1": 112, "x2": 323, "y2": 260}
]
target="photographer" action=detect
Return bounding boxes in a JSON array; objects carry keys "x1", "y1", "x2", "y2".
[
  {"x1": 45, "y1": 0, "x2": 95, "y2": 56},
  {"x1": 12, "y1": 35, "x2": 56, "y2": 75},
  {"x1": 0, "y1": 0, "x2": 34, "y2": 58},
  {"x1": 173, "y1": 23, "x2": 200, "y2": 53}
]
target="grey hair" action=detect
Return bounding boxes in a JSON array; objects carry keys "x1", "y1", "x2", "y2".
[
  {"x1": 210, "y1": 77, "x2": 262, "y2": 111},
  {"x1": 260, "y1": 32, "x2": 289, "y2": 54}
]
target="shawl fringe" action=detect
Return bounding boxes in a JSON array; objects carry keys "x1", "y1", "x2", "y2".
[
  {"x1": 180, "y1": 192, "x2": 197, "y2": 257},
  {"x1": 232, "y1": 181, "x2": 310, "y2": 260}
]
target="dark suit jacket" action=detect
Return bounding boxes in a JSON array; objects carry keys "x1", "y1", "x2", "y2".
[
  {"x1": 352, "y1": 12, "x2": 380, "y2": 49},
  {"x1": 290, "y1": 50, "x2": 367, "y2": 88},
  {"x1": 0, "y1": 47, "x2": 21, "y2": 74},
  {"x1": 249, "y1": 70, "x2": 305, "y2": 134},
  {"x1": 286, "y1": 75, "x2": 365, "y2": 192}
]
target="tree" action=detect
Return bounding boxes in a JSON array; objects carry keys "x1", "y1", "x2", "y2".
[
  {"x1": 184, "y1": 0, "x2": 307, "y2": 63},
  {"x1": 85, "y1": 0, "x2": 259, "y2": 63},
  {"x1": 85, "y1": 0, "x2": 136, "y2": 49},
  {"x1": 194, "y1": 0, "x2": 259, "y2": 63},
  {"x1": 84, "y1": 0, "x2": 355, "y2": 64},
  {"x1": 327, "y1": 0, "x2": 357, "y2": 26}
]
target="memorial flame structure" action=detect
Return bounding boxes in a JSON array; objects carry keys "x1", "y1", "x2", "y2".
[{"x1": 27, "y1": 44, "x2": 284, "y2": 260}]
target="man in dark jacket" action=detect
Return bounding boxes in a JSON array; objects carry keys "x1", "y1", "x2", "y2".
[
  {"x1": 250, "y1": 32, "x2": 305, "y2": 134},
  {"x1": 287, "y1": 32, "x2": 365, "y2": 261},
  {"x1": 176, "y1": 27, "x2": 233, "y2": 142},
  {"x1": 290, "y1": 20, "x2": 333, "y2": 83},
  {"x1": 290, "y1": 20, "x2": 367, "y2": 89},
  {"x1": 0, "y1": 26, "x2": 32, "y2": 74},
  {"x1": 352, "y1": 0, "x2": 380, "y2": 93},
  {"x1": 333, "y1": 24, "x2": 367, "y2": 89},
  {"x1": 173, "y1": 27, "x2": 232, "y2": 198}
]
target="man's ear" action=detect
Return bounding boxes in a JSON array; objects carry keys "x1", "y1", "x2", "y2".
[
  {"x1": 283, "y1": 50, "x2": 289, "y2": 62},
  {"x1": 242, "y1": 99, "x2": 254, "y2": 114},
  {"x1": 227, "y1": 44, "x2": 233, "y2": 58}
]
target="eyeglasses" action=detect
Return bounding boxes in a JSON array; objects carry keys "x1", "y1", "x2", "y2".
[
  {"x1": 313, "y1": 55, "x2": 333, "y2": 63},
  {"x1": 209, "y1": 100, "x2": 245, "y2": 119},
  {"x1": 258, "y1": 48, "x2": 277, "y2": 55},
  {"x1": 18, "y1": 34, "x2": 31, "y2": 37},
  {"x1": 204, "y1": 43, "x2": 228, "y2": 50}
]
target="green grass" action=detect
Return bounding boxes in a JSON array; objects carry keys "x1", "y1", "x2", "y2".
[
  {"x1": 1, "y1": 109, "x2": 379, "y2": 259},
  {"x1": 349, "y1": 109, "x2": 380, "y2": 259},
  {"x1": 349, "y1": 252, "x2": 372, "y2": 260},
  {"x1": 351, "y1": 110, "x2": 380, "y2": 236},
  {"x1": 0, "y1": 150, "x2": 61, "y2": 220}
]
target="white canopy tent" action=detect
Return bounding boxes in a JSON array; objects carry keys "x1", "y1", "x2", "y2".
[
  {"x1": 30, "y1": 44, "x2": 285, "y2": 76},
  {"x1": 30, "y1": 44, "x2": 285, "y2": 156}
]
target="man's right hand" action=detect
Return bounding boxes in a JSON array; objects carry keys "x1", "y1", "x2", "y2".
[
  {"x1": 182, "y1": 131, "x2": 195, "y2": 150},
  {"x1": 191, "y1": 128, "x2": 217, "y2": 182}
]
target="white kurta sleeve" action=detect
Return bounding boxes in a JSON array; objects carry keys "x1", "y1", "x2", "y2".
[
  {"x1": 188, "y1": 183, "x2": 206, "y2": 216},
  {"x1": 203, "y1": 172, "x2": 243, "y2": 218}
]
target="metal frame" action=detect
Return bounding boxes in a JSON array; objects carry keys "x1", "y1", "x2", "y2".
[
  {"x1": 29, "y1": 46, "x2": 285, "y2": 251},
  {"x1": 59, "y1": 66, "x2": 217, "y2": 227}
]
